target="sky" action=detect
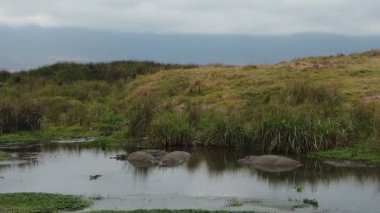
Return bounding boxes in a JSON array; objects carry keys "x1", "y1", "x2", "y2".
[
  {"x1": 1, "y1": 0, "x2": 380, "y2": 35},
  {"x1": 1, "y1": 0, "x2": 380, "y2": 70}
]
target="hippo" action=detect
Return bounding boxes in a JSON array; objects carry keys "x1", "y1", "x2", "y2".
[
  {"x1": 127, "y1": 151, "x2": 158, "y2": 167},
  {"x1": 158, "y1": 151, "x2": 191, "y2": 167},
  {"x1": 140, "y1": 150, "x2": 168, "y2": 160},
  {"x1": 238, "y1": 155, "x2": 302, "y2": 173}
]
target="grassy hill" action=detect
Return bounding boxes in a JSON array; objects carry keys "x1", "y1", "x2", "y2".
[{"x1": 1, "y1": 51, "x2": 379, "y2": 160}]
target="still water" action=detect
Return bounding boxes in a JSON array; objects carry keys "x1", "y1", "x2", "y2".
[{"x1": 0, "y1": 142, "x2": 379, "y2": 213}]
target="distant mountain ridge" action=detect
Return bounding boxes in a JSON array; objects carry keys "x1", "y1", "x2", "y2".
[{"x1": 1, "y1": 26, "x2": 380, "y2": 71}]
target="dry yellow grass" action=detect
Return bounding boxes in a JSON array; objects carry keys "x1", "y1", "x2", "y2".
[{"x1": 125, "y1": 51, "x2": 380, "y2": 112}]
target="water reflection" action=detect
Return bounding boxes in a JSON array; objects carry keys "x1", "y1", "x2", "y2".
[
  {"x1": 0, "y1": 142, "x2": 379, "y2": 212},
  {"x1": 2, "y1": 143, "x2": 379, "y2": 186}
]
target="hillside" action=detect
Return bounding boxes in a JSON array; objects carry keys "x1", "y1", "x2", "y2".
[{"x1": 0, "y1": 51, "x2": 379, "y2": 159}]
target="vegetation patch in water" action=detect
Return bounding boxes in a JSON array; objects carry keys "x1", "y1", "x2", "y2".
[
  {"x1": 0, "y1": 152, "x2": 11, "y2": 161},
  {"x1": 226, "y1": 199, "x2": 262, "y2": 207},
  {"x1": 303, "y1": 198, "x2": 319, "y2": 208},
  {"x1": 309, "y1": 144, "x2": 380, "y2": 164},
  {"x1": 0, "y1": 193, "x2": 91, "y2": 212}
]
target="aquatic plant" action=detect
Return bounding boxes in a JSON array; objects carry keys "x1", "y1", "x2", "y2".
[{"x1": 303, "y1": 198, "x2": 319, "y2": 208}]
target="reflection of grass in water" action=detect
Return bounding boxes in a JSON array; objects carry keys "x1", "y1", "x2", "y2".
[
  {"x1": 303, "y1": 198, "x2": 319, "y2": 208},
  {"x1": 226, "y1": 198, "x2": 262, "y2": 207}
]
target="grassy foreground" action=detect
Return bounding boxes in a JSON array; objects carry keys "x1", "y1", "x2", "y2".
[
  {"x1": 0, "y1": 193, "x2": 91, "y2": 212},
  {"x1": 1, "y1": 52, "x2": 380, "y2": 160}
]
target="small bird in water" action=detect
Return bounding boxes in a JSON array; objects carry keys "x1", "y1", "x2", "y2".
[{"x1": 89, "y1": 174, "x2": 102, "y2": 181}]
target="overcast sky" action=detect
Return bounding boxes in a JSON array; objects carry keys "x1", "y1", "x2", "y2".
[{"x1": 1, "y1": 0, "x2": 380, "y2": 35}]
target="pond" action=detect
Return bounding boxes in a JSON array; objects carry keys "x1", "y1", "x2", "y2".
[{"x1": 0, "y1": 142, "x2": 379, "y2": 213}]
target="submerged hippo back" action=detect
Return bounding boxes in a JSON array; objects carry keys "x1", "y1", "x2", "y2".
[
  {"x1": 159, "y1": 151, "x2": 191, "y2": 167},
  {"x1": 141, "y1": 150, "x2": 168, "y2": 160},
  {"x1": 127, "y1": 151, "x2": 157, "y2": 167},
  {"x1": 239, "y1": 155, "x2": 301, "y2": 173},
  {"x1": 254, "y1": 155, "x2": 301, "y2": 168}
]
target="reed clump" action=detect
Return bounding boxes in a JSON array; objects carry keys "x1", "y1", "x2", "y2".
[
  {"x1": 0, "y1": 102, "x2": 43, "y2": 134},
  {"x1": 150, "y1": 111, "x2": 192, "y2": 146},
  {"x1": 126, "y1": 98, "x2": 155, "y2": 138},
  {"x1": 252, "y1": 82, "x2": 378, "y2": 154},
  {"x1": 196, "y1": 114, "x2": 251, "y2": 147},
  {"x1": 256, "y1": 113, "x2": 354, "y2": 153}
]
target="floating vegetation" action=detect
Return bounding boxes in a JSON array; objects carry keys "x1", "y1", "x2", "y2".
[
  {"x1": 226, "y1": 198, "x2": 262, "y2": 207},
  {"x1": 0, "y1": 152, "x2": 11, "y2": 161},
  {"x1": 303, "y1": 198, "x2": 319, "y2": 208}
]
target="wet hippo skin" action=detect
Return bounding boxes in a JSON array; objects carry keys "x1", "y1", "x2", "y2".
[
  {"x1": 141, "y1": 150, "x2": 168, "y2": 160},
  {"x1": 127, "y1": 151, "x2": 158, "y2": 167},
  {"x1": 158, "y1": 151, "x2": 191, "y2": 167}
]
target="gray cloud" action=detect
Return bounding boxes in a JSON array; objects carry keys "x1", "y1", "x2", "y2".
[{"x1": 0, "y1": 0, "x2": 379, "y2": 35}]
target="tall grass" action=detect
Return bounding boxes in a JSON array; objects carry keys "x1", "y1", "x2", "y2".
[
  {"x1": 375, "y1": 104, "x2": 380, "y2": 140},
  {"x1": 0, "y1": 102, "x2": 43, "y2": 134},
  {"x1": 256, "y1": 113, "x2": 354, "y2": 153},
  {"x1": 126, "y1": 98, "x2": 155, "y2": 138},
  {"x1": 121, "y1": 81, "x2": 378, "y2": 153},
  {"x1": 251, "y1": 82, "x2": 376, "y2": 154},
  {"x1": 282, "y1": 81, "x2": 341, "y2": 106},
  {"x1": 150, "y1": 111, "x2": 192, "y2": 146},
  {"x1": 197, "y1": 114, "x2": 251, "y2": 147},
  {"x1": 1, "y1": 57, "x2": 379, "y2": 154}
]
